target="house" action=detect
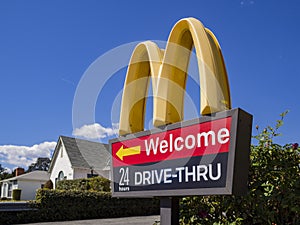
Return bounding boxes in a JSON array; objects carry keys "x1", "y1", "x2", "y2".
[
  {"x1": 0, "y1": 170, "x2": 49, "y2": 200},
  {"x1": 48, "y1": 136, "x2": 110, "y2": 188}
]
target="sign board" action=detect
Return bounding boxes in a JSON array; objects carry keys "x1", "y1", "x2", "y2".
[{"x1": 110, "y1": 108, "x2": 252, "y2": 197}]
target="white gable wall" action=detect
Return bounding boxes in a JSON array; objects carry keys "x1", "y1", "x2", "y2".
[
  {"x1": 50, "y1": 143, "x2": 74, "y2": 188},
  {"x1": 18, "y1": 180, "x2": 45, "y2": 200},
  {"x1": 49, "y1": 137, "x2": 112, "y2": 188},
  {"x1": 1, "y1": 179, "x2": 47, "y2": 200}
]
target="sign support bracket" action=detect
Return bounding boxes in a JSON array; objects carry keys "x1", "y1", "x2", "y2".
[{"x1": 160, "y1": 197, "x2": 179, "y2": 225}]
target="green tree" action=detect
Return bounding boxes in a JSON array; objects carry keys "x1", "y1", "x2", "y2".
[
  {"x1": 0, "y1": 164, "x2": 4, "y2": 174},
  {"x1": 27, "y1": 157, "x2": 51, "y2": 172},
  {"x1": 0, "y1": 164, "x2": 13, "y2": 180},
  {"x1": 180, "y1": 111, "x2": 300, "y2": 225}
]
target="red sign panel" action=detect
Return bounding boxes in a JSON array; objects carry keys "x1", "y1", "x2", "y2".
[{"x1": 112, "y1": 117, "x2": 231, "y2": 167}]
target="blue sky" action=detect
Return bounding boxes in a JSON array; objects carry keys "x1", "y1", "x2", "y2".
[{"x1": 0, "y1": 0, "x2": 299, "y2": 171}]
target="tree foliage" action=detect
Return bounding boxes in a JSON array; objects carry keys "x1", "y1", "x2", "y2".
[
  {"x1": 180, "y1": 111, "x2": 300, "y2": 225},
  {"x1": 27, "y1": 157, "x2": 51, "y2": 172},
  {"x1": 0, "y1": 164, "x2": 13, "y2": 180},
  {"x1": 56, "y1": 176, "x2": 111, "y2": 192},
  {"x1": 0, "y1": 164, "x2": 5, "y2": 174}
]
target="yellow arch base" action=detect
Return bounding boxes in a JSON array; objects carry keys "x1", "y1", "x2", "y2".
[{"x1": 119, "y1": 17, "x2": 231, "y2": 136}]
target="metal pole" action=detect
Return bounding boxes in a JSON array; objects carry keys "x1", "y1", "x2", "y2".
[{"x1": 160, "y1": 197, "x2": 179, "y2": 225}]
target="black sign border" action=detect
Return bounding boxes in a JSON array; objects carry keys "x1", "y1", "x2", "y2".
[{"x1": 110, "y1": 108, "x2": 253, "y2": 197}]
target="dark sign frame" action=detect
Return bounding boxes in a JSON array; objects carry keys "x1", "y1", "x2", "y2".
[{"x1": 110, "y1": 108, "x2": 252, "y2": 197}]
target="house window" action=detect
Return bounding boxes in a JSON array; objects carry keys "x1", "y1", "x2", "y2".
[
  {"x1": 3, "y1": 183, "x2": 7, "y2": 197},
  {"x1": 58, "y1": 171, "x2": 65, "y2": 181},
  {"x1": 55, "y1": 171, "x2": 66, "y2": 188},
  {"x1": 7, "y1": 183, "x2": 12, "y2": 198}
]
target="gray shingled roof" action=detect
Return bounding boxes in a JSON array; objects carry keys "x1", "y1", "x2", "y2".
[
  {"x1": 0, "y1": 171, "x2": 49, "y2": 183},
  {"x1": 59, "y1": 136, "x2": 110, "y2": 171}
]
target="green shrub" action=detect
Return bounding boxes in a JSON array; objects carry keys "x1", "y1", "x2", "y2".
[
  {"x1": 0, "y1": 189, "x2": 159, "y2": 224},
  {"x1": 88, "y1": 176, "x2": 110, "y2": 192},
  {"x1": 56, "y1": 176, "x2": 110, "y2": 192},
  {"x1": 35, "y1": 189, "x2": 159, "y2": 221},
  {"x1": 179, "y1": 111, "x2": 300, "y2": 225},
  {"x1": 12, "y1": 189, "x2": 21, "y2": 200}
]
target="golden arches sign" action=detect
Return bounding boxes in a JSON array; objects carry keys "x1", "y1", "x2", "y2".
[{"x1": 119, "y1": 17, "x2": 231, "y2": 136}]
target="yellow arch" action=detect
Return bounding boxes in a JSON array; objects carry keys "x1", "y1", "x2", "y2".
[
  {"x1": 119, "y1": 41, "x2": 163, "y2": 135},
  {"x1": 119, "y1": 17, "x2": 231, "y2": 135}
]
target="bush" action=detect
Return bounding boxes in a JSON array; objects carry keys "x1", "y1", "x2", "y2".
[
  {"x1": 180, "y1": 111, "x2": 300, "y2": 224},
  {"x1": 0, "y1": 189, "x2": 159, "y2": 224},
  {"x1": 56, "y1": 176, "x2": 110, "y2": 192},
  {"x1": 12, "y1": 189, "x2": 21, "y2": 200},
  {"x1": 34, "y1": 189, "x2": 159, "y2": 221},
  {"x1": 88, "y1": 176, "x2": 110, "y2": 192}
]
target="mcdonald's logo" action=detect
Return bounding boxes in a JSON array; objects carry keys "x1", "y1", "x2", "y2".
[{"x1": 119, "y1": 17, "x2": 231, "y2": 136}]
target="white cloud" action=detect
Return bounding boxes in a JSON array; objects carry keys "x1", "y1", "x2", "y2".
[
  {"x1": 73, "y1": 123, "x2": 119, "y2": 140},
  {"x1": 0, "y1": 141, "x2": 56, "y2": 169}
]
